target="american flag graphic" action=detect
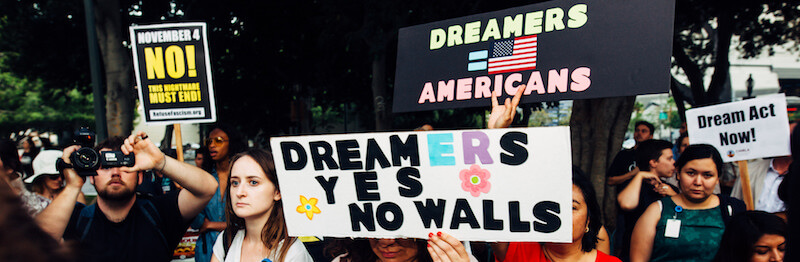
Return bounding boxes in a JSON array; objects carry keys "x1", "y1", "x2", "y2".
[{"x1": 488, "y1": 35, "x2": 537, "y2": 74}]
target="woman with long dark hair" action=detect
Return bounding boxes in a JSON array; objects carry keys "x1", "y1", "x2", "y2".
[
  {"x1": 210, "y1": 149, "x2": 312, "y2": 261},
  {"x1": 194, "y1": 124, "x2": 247, "y2": 262},
  {"x1": 493, "y1": 167, "x2": 620, "y2": 262}
]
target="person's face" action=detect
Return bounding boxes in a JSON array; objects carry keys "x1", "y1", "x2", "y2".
[
  {"x1": 44, "y1": 175, "x2": 63, "y2": 191},
  {"x1": 634, "y1": 124, "x2": 653, "y2": 143},
  {"x1": 194, "y1": 152, "x2": 205, "y2": 167},
  {"x1": 652, "y1": 149, "x2": 676, "y2": 178},
  {"x1": 230, "y1": 156, "x2": 281, "y2": 220},
  {"x1": 22, "y1": 140, "x2": 31, "y2": 150},
  {"x1": 750, "y1": 234, "x2": 785, "y2": 262},
  {"x1": 91, "y1": 148, "x2": 140, "y2": 201},
  {"x1": 679, "y1": 137, "x2": 690, "y2": 154},
  {"x1": 369, "y1": 238, "x2": 419, "y2": 262},
  {"x1": 571, "y1": 184, "x2": 589, "y2": 243},
  {"x1": 677, "y1": 158, "x2": 718, "y2": 202},
  {"x1": 207, "y1": 129, "x2": 230, "y2": 162}
]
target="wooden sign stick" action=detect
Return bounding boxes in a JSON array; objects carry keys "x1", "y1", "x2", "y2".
[{"x1": 738, "y1": 160, "x2": 754, "y2": 210}]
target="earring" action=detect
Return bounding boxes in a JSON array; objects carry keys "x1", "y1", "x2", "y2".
[{"x1": 585, "y1": 227, "x2": 589, "y2": 233}]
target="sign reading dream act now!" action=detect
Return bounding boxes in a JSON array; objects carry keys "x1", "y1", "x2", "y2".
[
  {"x1": 130, "y1": 22, "x2": 217, "y2": 124},
  {"x1": 686, "y1": 94, "x2": 790, "y2": 163},
  {"x1": 270, "y1": 127, "x2": 573, "y2": 242},
  {"x1": 393, "y1": 0, "x2": 675, "y2": 113}
]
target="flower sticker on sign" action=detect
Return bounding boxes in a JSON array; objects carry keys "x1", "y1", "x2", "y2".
[
  {"x1": 459, "y1": 164, "x2": 491, "y2": 197},
  {"x1": 297, "y1": 195, "x2": 321, "y2": 220}
]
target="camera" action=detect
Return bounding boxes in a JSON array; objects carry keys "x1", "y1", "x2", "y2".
[{"x1": 56, "y1": 127, "x2": 135, "y2": 176}]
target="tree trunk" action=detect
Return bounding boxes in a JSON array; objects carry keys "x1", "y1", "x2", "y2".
[
  {"x1": 94, "y1": 0, "x2": 133, "y2": 136},
  {"x1": 371, "y1": 52, "x2": 391, "y2": 131},
  {"x1": 570, "y1": 96, "x2": 635, "y2": 229}
]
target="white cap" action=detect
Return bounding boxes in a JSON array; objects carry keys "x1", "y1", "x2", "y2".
[{"x1": 25, "y1": 150, "x2": 63, "y2": 184}]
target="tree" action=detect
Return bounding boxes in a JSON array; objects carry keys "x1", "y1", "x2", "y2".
[{"x1": 671, "y1": 1, "x2": 800, "y2": 115}]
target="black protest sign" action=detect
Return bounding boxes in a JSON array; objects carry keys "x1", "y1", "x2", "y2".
[
  {"x1": 393, "y1": 0, "x2": 675, "y2": 113},
  {"x1": 130, "y1": 22, "x2": 217, "y2": 124}
]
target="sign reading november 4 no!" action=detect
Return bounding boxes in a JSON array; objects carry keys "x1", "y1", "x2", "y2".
[{"x1": 130, "y1": 22, "x2": 217, "y2": 124}]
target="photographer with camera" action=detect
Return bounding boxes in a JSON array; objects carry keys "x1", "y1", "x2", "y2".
[{"x1": 36, "y1": 131, "x2": 218, "y2": 262}]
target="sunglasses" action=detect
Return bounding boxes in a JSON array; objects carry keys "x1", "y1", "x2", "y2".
[
  {"x1": 46, "y1": 174, "x2": 64, "y2": 180},
  {"x1": 205, "y1": 136, "x2": 229, "y2": 146}
]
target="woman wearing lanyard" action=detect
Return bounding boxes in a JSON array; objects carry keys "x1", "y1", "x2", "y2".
[{"x1": 630, "y1": 144, "x2": 744, "y2": 262}]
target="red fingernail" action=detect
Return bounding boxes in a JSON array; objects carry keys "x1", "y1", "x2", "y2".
[
  {"x1": 427, "y1": 243, "x2": 431, "y2": 247},
  {"x1": 437, "y1": 231, "x2": 442, "y2": 236},
  {"x1": 428, "y1": 232, "x2": 433, "y2": 238}
]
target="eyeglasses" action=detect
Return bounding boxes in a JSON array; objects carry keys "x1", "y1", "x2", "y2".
[{"x1": 206, "y1": 136, "x2": 229, "y2": 146}]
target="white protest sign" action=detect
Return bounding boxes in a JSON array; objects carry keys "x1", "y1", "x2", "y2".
[
  {"x1": 686, "y1": 94, "x2": 790, "y2": 162},
  {"x1": 270, "y1": 127, "x2": 573, "y2": 242}
]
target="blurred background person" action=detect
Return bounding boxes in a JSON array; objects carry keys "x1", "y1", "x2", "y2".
[
  {"x1": 0, "y1": 138, "x2": 49, "y2": 216},
  {"x1": 25, "y1": 150, "x2": 86, "y2": 204},
  {"x1": 19, "y1": 136, "x2": 41, "y2": 178}
]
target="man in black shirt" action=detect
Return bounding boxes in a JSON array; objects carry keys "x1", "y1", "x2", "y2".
[
  {"x1": 606, "y1": 121, "x2": 655, "y2": 188},
  {"x1": 616, "y1": 139, "x2": 677, "y2": 261},
  {"x1": 36, "y1": 132, "x2": 218, "y2": 262}
]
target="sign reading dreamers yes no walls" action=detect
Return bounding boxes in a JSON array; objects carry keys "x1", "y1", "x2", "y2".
[{"x1": 271, "y1": 127, "x2": 573, "y2": 242}]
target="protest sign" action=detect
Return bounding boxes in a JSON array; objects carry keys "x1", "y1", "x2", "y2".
[
  {"x1": 130, "y1": 22, "x2": 217, "y2": 124},
  {"x1": 686, "y1": 94, "x2": 790, "y2": 162},
  {"x1": 270, "y1": 127, "x2": 573, "y2": 242},
  {"x1": 393, "y1": 0, "x2": 675, "y2": 113}
]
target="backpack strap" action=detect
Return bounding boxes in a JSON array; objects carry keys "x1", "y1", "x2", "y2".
[
  {"x1": 135, "y1": 198, "x2": 169, "y2": 249},
  {"x1": 76, "y1": 204, "x2": 97, "y2": 241}
]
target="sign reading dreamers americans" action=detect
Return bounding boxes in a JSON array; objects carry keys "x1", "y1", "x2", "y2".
[
  {"x1": 393, "y1": 0, "x2": 676, "y2": 113},
  {"x1": 271, "y1": 127, "x2": 573, "y2": 242}
]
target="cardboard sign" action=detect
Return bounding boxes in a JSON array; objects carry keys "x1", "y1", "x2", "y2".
[
  {"x1": 270, "y1": 127, "x2": 573, "y2": 242},
  {"x1": 686, "y1": 94, "x2": 790, "y2": 162},
  {"x1": 130, "y1": 22, "x2": 217, "y2": 124},
  {"x1": 393, "y1": 0, "x2": 675, "y2": 113}
]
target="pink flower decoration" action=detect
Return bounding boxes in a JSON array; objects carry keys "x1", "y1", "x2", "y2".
[{"x1": 459, "y1": 164, "x2": 491, "y2": 197}]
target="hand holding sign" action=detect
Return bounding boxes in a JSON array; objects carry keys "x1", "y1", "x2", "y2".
[{"x1": 488, "y1": 85, "x2": 525, "y2": 129}]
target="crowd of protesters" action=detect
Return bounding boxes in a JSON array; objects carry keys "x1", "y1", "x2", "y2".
[{"x1": 0, "y1": 86, "x2": 794, "y2": 262}]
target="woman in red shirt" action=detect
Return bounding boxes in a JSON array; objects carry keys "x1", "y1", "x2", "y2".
[{"x1": 493, "y1": 167, "x2": 621, "y2": 262}]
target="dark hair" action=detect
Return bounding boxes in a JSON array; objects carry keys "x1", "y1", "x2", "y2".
[
  {"x1": 222, "y1": 149, "x2": 294, "y2": 261},
  {"x1": 204, "y1": 123, "x2": 247, "y2": 171},
  {"x1": 571, "y1": 166, "x2": 602, "y2": 252},
  {"x1": 324, "y1": 238, "x2": 432, "y2": 262},
  {"x1": 635, "y1": 139, "x2": 673, "y2": 171},
  {"x1": 714, "y1": 211, "x2": 786, "y2": 262},
  {"x1": 0, "y1": 178, "x2": 76, "y2": 261},
  {"x1": 675, "y1": 133, "x2": 689, "y2": 150},
  {"x1": 195, "y1": 146, "x2": 211, "y2": 172},
  {"x1": 0, "y1": 139, "x2": 23, "y2": 179},
  {"x1": 635, "y1": 121, "x2": 655, "y2": 134},
  {"x1": 94, "y1": 136, "x2": 125, "y2": 152},
  {"x1": 675, "y1": 144, "x2": 723, "y2": 176}
]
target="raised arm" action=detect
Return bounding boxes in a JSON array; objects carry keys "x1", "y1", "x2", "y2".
[
  {"x1": 630, "y1": 201, "x2": 661, "y2": 262},
  {"x1": 617, "y1": 170, "x2": 658, "y2": 211},
  {"x1": 35, "y1": 145, "x2": 85, "y2": 240},
  {"x1": 121, "y1": 132, "x2": 218, "y2": 221}
]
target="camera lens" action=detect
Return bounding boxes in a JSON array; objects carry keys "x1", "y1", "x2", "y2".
[{"x1": 72, "y1": 147, "x2": 100, "y2": 170}]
